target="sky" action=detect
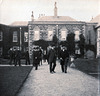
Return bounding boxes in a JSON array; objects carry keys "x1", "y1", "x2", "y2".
[{"x1": 0, "y1": 0, "x2": 100, "y2": 25}]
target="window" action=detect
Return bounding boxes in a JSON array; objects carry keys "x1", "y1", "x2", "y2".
[
  {"x1": 97, "y1": 28, "x2": 100, "y2": 38},
  {"x1": 13, "y1": 31, "x2": 18, "y2": 42},
  {"x1": 75, "y1": 31, "x2": 80, "y2": 41},
  {"x1": 48, "y1": 31, "x2": 53, "y2": 41},
  {"x1": 24, "y1": 32, "x2": 28, "y2": 42},
  {"x1": 0, "y1": 47, "x2": 3, "y2": 56},
  {"x1": 34, "y1": 31, "x2": 40, "y2": 40},
  {"x1": 61, "y1": 31, "x2": 67, "y2": 41},
  {"x1": 0, "y1": 31, "x2": 3, "y2": 41}
]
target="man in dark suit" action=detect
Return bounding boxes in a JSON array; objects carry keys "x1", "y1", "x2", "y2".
[
  {"x1": 15, "y1": 47, "x2": 21, "y2": 66},
  {"x1": 39, "y1": 47, "x2": 43, "y2": 65},
  {"x1": 48, "y1": 45, "x2": 57, "y2": 73},
  {"x1": 59, "y1": 45, "x2": 69, "y2": 73},
  {"x1": 8, "y1": 48, "x2": 13, "y2": 65},
  {"x1": 25, "y1": 49, "x2": 30, "y2": 65},
  {"x1": 33, "y1": 46, "x2": 40, "y2": 70}
]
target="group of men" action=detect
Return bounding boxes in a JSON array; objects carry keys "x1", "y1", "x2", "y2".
[
  {"x1": 8, "y1": 47, "x2": 22, "y2": 66},
  {"x1": 8, "y1": 47, "x2": 30, "y2": 66},
  {"x1": 8, "y1": 46, "x2": 42, "y2": 68},
  {"x1": 8, "y1": 44, "x2": 70, "y2": 74},
  {"x1": 47, "y1": 44, "x2": 69, "y2": 74}
]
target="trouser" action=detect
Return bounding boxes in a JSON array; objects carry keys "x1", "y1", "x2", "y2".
[
  {"x1": 34, "y1": 63, "x2": 39, "y2": 70},
  {"x1": 61, "y1": 64, "x2": 68, "y2": 72},
  {"x1": 15, "y1": 59, "x2": 21, "y2": 66},
  {"x1": 9, "y1": 57, "x2": 13, "y2": 65},
  {"x1": 49, "y1": 61, "x2": 56, "y2": 72},
  {"x1": 39, "y1": 59, "x2": 42, "y2": 65},
  {"x1": 33, "y1": 59, "x2": 39, "y2": 70},
  {"x1": 60, "y1": 59, "x2": 68, "y2": 73},
  {"x1": 13, "y1": 57, "x2": 16, "y2": 64},
  {"x1": 25, "y1": 59, "x2": 30, "y2": 65}
]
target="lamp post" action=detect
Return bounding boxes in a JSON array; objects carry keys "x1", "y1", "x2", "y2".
[
  {"x1": 56, "y1": 25, "x2": 59, "y2": 58},
  {"x1": 20, "y1": 27, "x2": 22, "y2": 50},
  {"x1": 56, "y1": 25, "x2": 58, "y2": 40},
  {"x1": 56, "y1": 25, "x2": 59, "y2": 47}
]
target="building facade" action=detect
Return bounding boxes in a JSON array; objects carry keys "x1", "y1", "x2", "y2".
[
  {"x1": 0, "y1": 23, "x2": 28, "y2": 58},
  {"x1": 28, "y1": 2, "x2": 97, "y2": 57},
  {"x1": 0, "y1": 2, "x2": 99, "y2": 58},
  {"x1": 96, "y1": 25, "x2": 100, "y2": 57}
]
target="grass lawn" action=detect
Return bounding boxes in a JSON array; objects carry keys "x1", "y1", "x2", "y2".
[
  {"x1": 0, "y1": 66, "x2": 33, "y2": 96},
  {"x1": 73, "y1": 58, "x2": 99, "y2": 78}
]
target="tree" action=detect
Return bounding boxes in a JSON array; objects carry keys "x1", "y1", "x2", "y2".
[
  {"x1": 79, "y1": 33, "x2": 85, "y2": 57},
  {"x1": 52, "y1": 34, "x2": 58, "y2": 45},
  {"x1": 34, "y1": 39, "x2": 48, "y2": 50},
  {"x1": 67, "y1": 33, "x2": 75, "y2": 55}
]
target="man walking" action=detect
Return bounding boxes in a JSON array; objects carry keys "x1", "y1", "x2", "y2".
[
  {"x1": 59, "y1": 45, "x2": 69, "y2": 73},
  {"x1": 39, "y1": 47, "x2": 43, "y2": 65},
  {"x1": 15, "y1": 47, "x2": 21, "y2": 66},
  {"x1": 33, "y1": 46, "x2": 40, "y2": 70},
  {"x1": 8, "y1": 48, "x2": 13, "y2": 65},
  {"x1": 48, "y1": 45, "x2": 57, "y2": 73},
  {"x1": 25, "y1": 49, "x2": 30, "y2": 65}
]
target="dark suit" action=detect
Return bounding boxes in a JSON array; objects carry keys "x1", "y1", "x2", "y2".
[
  {"x1": 33, "y1": 49, "x2": 40, "y2": 70},
  {"x1": 39, "y1": 49, "x2": 42, "y2": 65},
  {"x1": 59, "y1": 49, "x2": 69, "y2": 73},
  {"x1": 48, "y1": 48, "x2": 56, "y2": 73},
  {"x1": 15, "y1": 50, "x2": 21, "y2": 66},
  {"x1": 25, "y1": 51, "x2": 30, "y2": 65},
  {"x1": 8, "y1": 49, "x2": 13, "y2": 65}
]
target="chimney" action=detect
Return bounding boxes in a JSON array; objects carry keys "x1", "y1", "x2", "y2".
[
  {"x1": 54, "y1": 2, "x2": 57, "y2": 18},
  {"x1": 31, "y1": 11, "x2": 34, "y2": 21}
]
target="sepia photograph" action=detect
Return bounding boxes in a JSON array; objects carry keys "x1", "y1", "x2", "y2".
[{"x1": 0, "y1": 0, "x2": 100, "y2": 96}]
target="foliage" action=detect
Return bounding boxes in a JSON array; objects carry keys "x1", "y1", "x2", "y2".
[
  {"x1": 52, "y1": 34, "x2": 58, "y2": 45},
  {"x1": 34, "y1": 39, "x2": 48, "y2": 50},
  {"x1": 67, "y1": 33, "x2": 75, "y2": 55}
]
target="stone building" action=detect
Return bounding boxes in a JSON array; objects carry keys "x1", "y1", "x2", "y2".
[
  {"x1": 90, "y1": 14, "x2": 100, "y2": 57},
  {"x1": 0, "y1": 23, "x2": 28, "y2": 58},
  {"x1": 0, "y1": 2, "x2": 99, "y2": 58},
  {"x1": 28, "y1": 2, "x2": 97, "y2": 57}
]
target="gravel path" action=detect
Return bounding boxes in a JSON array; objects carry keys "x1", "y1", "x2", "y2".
[{"x1": 17, "y1": 61, "x2": 99, "y2": 96}]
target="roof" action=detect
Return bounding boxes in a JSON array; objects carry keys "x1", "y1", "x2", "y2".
[
  {"x1": 10, "y1": 16, "x2": 76, "y2": 26},
  {"x1": 90, "y1": 14, "x2": 100, "y2": 28},
  {"x1": 90, "y1": 14, "x2": 100, "y2": 23},
  {"x1": 95, "y1": 22, "x2": 100, "y2": 28},
  {"x1": 10, "y1": 21, "x2": 28, "y2": 26},
  {"x1": 36, "y1": 16, "x2": 76, "y2": 21}
]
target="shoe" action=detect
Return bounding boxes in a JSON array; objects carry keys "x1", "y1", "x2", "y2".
[
  {"x1": 50, "y1": 72, "x2": 53, "y2": 74},
  {"x1": 65, "y1": 71, "x2": 67, "y2": 73},
  {"x1": 62, "y1": 70, "x2": 64, "y2": 73},
  {"x1": 53, "y1": 71, "x2": 56, "y2": 73}
]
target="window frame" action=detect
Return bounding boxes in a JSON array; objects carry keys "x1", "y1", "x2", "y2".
[
  {"x1": 13, "y1": 31, "x2": 18, "y2": 42},
  {"x1": 74, "y1": 30, "x2": 80, "y2": 41},
  {"x1": 0, "y1": 31, "x2": 3, "y2": 41},
  {"x1": 24, "y1": 32, "x2": 28, "y2": 42},
  {"x1": 0, "y1": 47, "x2": 3, "y2": 56},
  {"x1": 34, "y1": 31, "x2": 40, "y2": 40},
  {"x1": 60, "y1": 30, "x2": 67, "y2": 41},
  {"x1": 48, "y1": 30, "x2": 53, "y2": 41}
]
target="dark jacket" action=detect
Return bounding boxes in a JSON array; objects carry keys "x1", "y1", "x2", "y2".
[
  {"x1": 8, "y1": 50, "x2": 13, "y2": 58},
  {"x1": 48, "y1": 48, "x2": 56, "y2": 63},
  {"x1": 59, "y1": 49, "x2": 69, "y2": 60},
  {"x1": 25, "y1": 51, "x2": 30, "y2": 59},
  {"x1": 15, "y1": 50, "x2": 21, "y2": 60},
  {"x1": 33, "y1": 50, "x2": 40, "y2": 64}
]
